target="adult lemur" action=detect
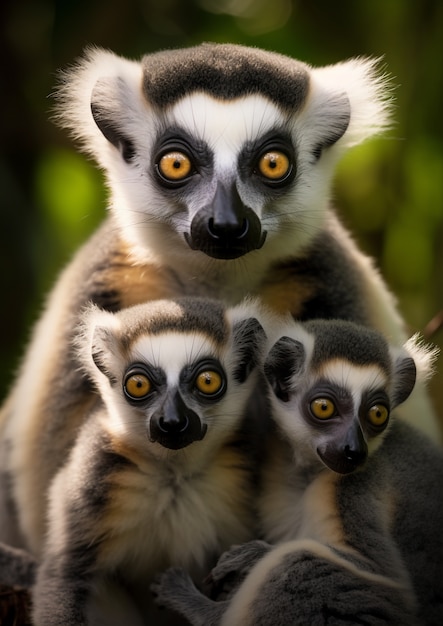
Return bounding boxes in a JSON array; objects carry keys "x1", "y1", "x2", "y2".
[
  {"x1": 152, "y1": 319, "x2": 443, "y2": 625},
  {"x1": 0, "y1": 43, "x2": 437, "y2": 566}
]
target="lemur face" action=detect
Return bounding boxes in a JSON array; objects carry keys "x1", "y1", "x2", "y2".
[
  {"x1": 59, "y1": 44, "x2": 391, "y2": 262},
  {"x1": 79, "y1": 298, "x2": 265, "y2": 453},
  {"x1": 264, "y1": 320, "x2": 417, "y2": 474},
  {"x1": 151, "y1": 95, "x2": 292, "y2": 260},
  {"x1": 296, "y1": 360, "x2": 392, "y2": 474},
  {"x1": 94, "y1": 90, "x2": 338, "y2": 263},
  {"x1": 120, "y1": 333, "x2": 228, "y2": 449}
]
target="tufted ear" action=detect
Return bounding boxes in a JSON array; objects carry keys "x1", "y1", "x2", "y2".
[
  {"x1": 90, "y1": 325, "x2": 121, "y2": 385},
  {"x1": 90, "y1": 77, "x2": 136, "y2": 163},
  {"x1": 54, "y1": 47, "x2": 144, "y2": 166},
  {"x1": 390, "y1": 354, "x2": 416, "y2": 409},
  {"x1": 264, "y1": 336, "x2": 306, "y2": 402},
  {"x1": 309, "y1": 92, "x2": 351, "y2": 161},
  {"x1": 305, "y1": 57, "x2": 393, "y2": 155},
  {"x1": 231, "y1": 318, "x2": 266, "y2": 384},
  {"x1": 390, "y1": 334, "x2": 439, "y2": 409},
  {"x1": 75, "y1": 304, "x2": 122, "y2": 386}
]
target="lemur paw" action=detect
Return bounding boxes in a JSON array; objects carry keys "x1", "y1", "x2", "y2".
[
  {"x1": 151, "y1": 567, "x2": 196, "y2": 610},
  {"x1": 208, "y1": 539, "x2": 271, "y2": 594}
]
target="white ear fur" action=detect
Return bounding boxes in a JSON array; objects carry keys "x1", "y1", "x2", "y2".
[
  {"x1": 387, "y1": 334, "x2": 438, "y2": 410},
  {"x1": 227, "y1": 297, "x2": 279, "y2": 335},
  {"x1": 54, "y1": 49, "x2": 392, "y2": 171},
  {"x1": 308, "y1": 57, "x2": 394, "y2": 148},
  {"x1": 53, "y1": 47, "x2": 144, "y2": 167},
  {"x1": 75, "y1": 304, "x2": 121, "y2": 379},
  {"x1": 402, "y1": 333, "x2": 440, "y2": 385}
]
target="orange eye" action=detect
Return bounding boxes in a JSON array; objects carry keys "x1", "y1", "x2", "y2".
[
  {"x1": 158, "y1": 152, "x2": 192, "y2": 181},
  {"x1": 258, "y1": 151, "x2": 291, "y2": 180},
  {"x1": 195, "y1": 370, "x2": 223, "y2": 396},
  {"x1": 310, "y1": 398, "x2": 336, "y2": 420},
  {"x1": 367, "y1": 404, "x2": 389, "y2": 427},
  {"x1": 124, "y1": 373, "x2": 152, "y2": 399}
]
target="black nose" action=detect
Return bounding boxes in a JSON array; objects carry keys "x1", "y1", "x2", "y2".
[
  {"x1": 207, "y1": 216, "x2": 249, "y2": 241},
  {"x1": 149, "y1": 392, "x2": 207, "y2": 450},
  {"x1": 158, "y1": 411, "x2": 188, "y2": 434},
  {"x1": 317, "y1": 423, "x2": 368, "y2": 475},
  {"x1": 185, "y1": 183, "x2": 266, "y2": 259},
  {"x1": 342, "y1": 422, "x2": 368, "y2": 469},
  {"x1": 343, "y1": 443, "x2": 367, "y2": 466}
]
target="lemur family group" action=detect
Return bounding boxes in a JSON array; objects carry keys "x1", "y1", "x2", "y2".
[{"x1": 0, "y1": 43, "x2": 442, "y2": 625}]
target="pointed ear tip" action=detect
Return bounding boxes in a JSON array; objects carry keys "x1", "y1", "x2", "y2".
[
  {"x1": 264, "y1": 334, "x2": 306, "y2": 382},
  {"x1": 403, "y1": 334, "x2": 440, "y2": 383},
  {"x1": 230, "y1": 315, "x2": 268, "y2": 383},
  {"x1": 232, "y1": 314, "x2": 267, "y2": 342}
]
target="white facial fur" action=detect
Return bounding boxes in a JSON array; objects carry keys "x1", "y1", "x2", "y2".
[
  {"x1": 108, "y1": 91, "x2": 332, "y2": 265},
  {"x1": 55, "y1": 49, "x2": 392, "y2": 267},
  {"x1": 82, "y1": 319, "x2": 256, "y2": 459},
  {"x1": 157, "y1": 93, "x2": 331, "y2": 257},
  {"x1": 271, "y1": 358, "x2": 392, "y2": 474}
]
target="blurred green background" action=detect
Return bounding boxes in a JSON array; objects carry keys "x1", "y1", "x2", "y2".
[{"x1": 1, "y1": 0, "x2": 443, "y2": 425}]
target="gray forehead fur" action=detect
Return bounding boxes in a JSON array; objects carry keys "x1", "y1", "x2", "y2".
[
  {"x1": 116, "y1": 297, "x2": 228, "y2": 347},
  {"x1": 141, "y1": 43, "x2": 310, "y2": 110},
  {"x1": 304, "y1": 319, "x2": 392, "y2": 373}
]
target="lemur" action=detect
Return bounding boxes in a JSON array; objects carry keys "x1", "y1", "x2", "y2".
[
  {"x1": 8, "y1": 297, "x2": 264, "y2": 625},
  {"x1": 152, "y1": 319, "x2": 443, "y2": 625},
  {"x1": 0, "y1": 42, "x2": 437, "y2": 572}
]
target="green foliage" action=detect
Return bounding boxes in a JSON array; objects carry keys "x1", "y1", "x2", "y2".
[
  {"x1": 35, "y1": 149, "x2": 102, "y2": 238},
  {"x1": 34, "y1": 148, "x2": 104, "y2": 283}
]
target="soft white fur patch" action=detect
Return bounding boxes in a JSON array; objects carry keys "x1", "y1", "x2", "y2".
[
  {"x1": 318, "y1": 360, "x2": 388, "y2": 398},
  {"x1": 309, "y1": 57, "x2": 393, "y2": 148},
  {"x1": 131, "y1": 332, "x2": 221, "y2": 387},
  {"x1": 167, "y1": 93, "x2": 285, "y2": 173}
]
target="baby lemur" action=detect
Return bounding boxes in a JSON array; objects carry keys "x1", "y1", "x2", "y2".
[
  {"x1": 152, "y1": 318, "x2": 443, "y2": 625},
  {"x1": 28, "y1": 297, "x2": 265, "y2": 625}
]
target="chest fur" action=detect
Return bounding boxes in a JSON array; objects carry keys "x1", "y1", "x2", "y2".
[
  {"x1": 259, "y1": 439, "x2": 344, "y2": 547},
  {"x1": 97, "y1": 445, "x2": 255, "y2": 577}
]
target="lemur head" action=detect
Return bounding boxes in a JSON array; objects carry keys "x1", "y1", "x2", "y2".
[
  {"x1": 77, "y1": 298, "x2": 265, "y2": 455},
  {"x1": 56, "y1": 43, "x2": 391, "y2": 263},
  {"x1": 264, "y1": 319, "x2": 436, "y2": 474}
]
